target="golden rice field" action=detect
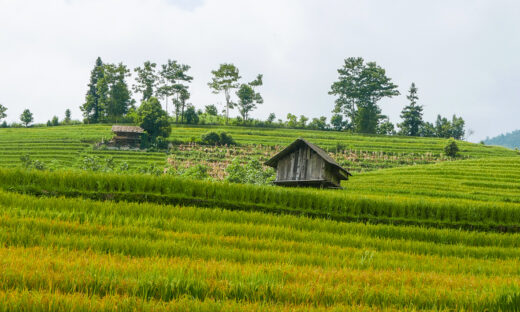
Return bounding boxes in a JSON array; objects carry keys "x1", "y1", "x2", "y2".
[{"x1": 1, "y1": 125, "x2": 520, "y2": 311}]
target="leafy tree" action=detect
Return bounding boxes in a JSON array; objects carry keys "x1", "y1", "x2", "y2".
[
  {"x1": 236, "y1": 75, "x2": 263, "y2": 122},
  {"x1": 298, "y1": 115, "x2": 309, "y2": 128},
  {"x1": 51, "y1": 116, "x2": 59, "y2": 126},
  {"x1": 80, "y1": 57, "x2": 104, "y2": 123},
  {"x1": 419, "y1": 121, "x2": 436, "y2": 137},
  {"x1": 0, "y1": 103, "x2": 7, "y2": 122},
  {"x1": 308, "y1": 116, "x2": 328, "y2": 130},
  {"x1": 64, "y1": 109, "x2": 71, "y2": 124},
  {"x1": 266, "y1": 113, "x2": 276, "y2": 124},
  {"x1": 136, "y1": 97, "x2": 171, "y2": 140},
  {"x1": 204, "y1": 104, "x2": 218, "y2": 116},
  {"x1": 450, "y1": 115, "x2": 465, "y2": 140},
  {"x1": 435, "y1": 115, "x2": 451, "y2": 138},
  {"x1": 444, "y1": 139, "x2": 459, "y2": 157},
  {"x1": 20, "y1": 109, "x2": 33, "y2": 127},
  {"x1": 329, "y1": 57, "x2": 400, "y2": 133},
  {"x1": 330, "y1": 114, "x2": 346, "y2": 131},
  {"x1": 208, "y1": 63, "x2": 241, "y2": 124},
  {"x1": 398, "y1": 82, "x2": 423, "y2": 136},
  {"x1": 377, "y1": 118, "x2": 395, "y2": 135},
  {"x1": 201, "y1": 131, "x2": 236, "y2": 145},
  {"x1": 184, "y1": 104, "x2": 199, "y2": 124},
  {"x1": 133, "y1": 61, "x2": 158, "y2": 102},
  {"x1": 157, "y1": 60, "x2": 193, "y2": 122},
  {"x1": 286, "y1": 113, "x2": 298, "y2": 128},
  {"x1": 104, "y1": 63, "x2": 132, "y2": 122}
]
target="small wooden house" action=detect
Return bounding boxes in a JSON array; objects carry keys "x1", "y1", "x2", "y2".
[
  {"x1": 110, "y1": 125, "x2": 144, "y2": 146},
  {"x1": 265, "y1": 138, "x2": 351, "y2": 188}
]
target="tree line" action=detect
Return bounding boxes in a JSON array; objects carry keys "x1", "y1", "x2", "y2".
[{"x1": 0, "y1": 56, "x2": 465, "y2": 140}]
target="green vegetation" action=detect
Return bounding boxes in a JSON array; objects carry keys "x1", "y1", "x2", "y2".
[{"x1": 0, "y1": 122, "x2": 520, "y2": 310}]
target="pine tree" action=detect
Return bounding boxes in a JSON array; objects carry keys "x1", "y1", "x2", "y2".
[
  {"x1": 398, "y1": 82, "x2": 423, "y2": 136},
  {"x1": 80, "y1": 57, "x2": 104, "y2": 123}
]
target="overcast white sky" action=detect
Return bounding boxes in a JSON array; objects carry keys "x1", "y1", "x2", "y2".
[{"x1": 1, "y1": 0, "x2": 519, "y2": 141}]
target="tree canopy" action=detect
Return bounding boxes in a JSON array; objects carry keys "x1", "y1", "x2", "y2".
[
  {"x1": 20, "y1": 109, "x2": 33, "y2": 127},
  {"x1": 208, "y1": 63, "x2": 241, "y2": 124},
  {"x1": 236, "y1": 74, "x2": 263, "y2": 122},
  {"x1": 136, "y1": 97, "x2": 171, "y2": 139},
  {"x1": 330, "y1": 57, "x2": 400, "y2": 133},
  {"x1": 133, "y1": 61, "x2": 158, "y2": 102},
  {"x1": 399, "y1": 83, "x2": 423, "y2": 136}
]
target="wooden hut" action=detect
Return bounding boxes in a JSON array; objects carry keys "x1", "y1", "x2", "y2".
[
  {"x1": 110, "y1": 125, "x2": 144, "y2": 146},
  {"x1": 265, "y1": 138, "x2": 351, "y2": 188}
]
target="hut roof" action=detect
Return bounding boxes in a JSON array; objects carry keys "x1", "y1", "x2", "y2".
[
  {"x1": 111, "y1": 125, "x2": 144, "y2": 134},
  {"x1": 265, "y1": 138, "x2": 352, "y2": 176}
]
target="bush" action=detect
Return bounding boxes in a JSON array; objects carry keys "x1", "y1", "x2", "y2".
[
  {"x1": 179, "y1": 164, "x2": 212, "y2": 180},
  {"x1": 201, "y1": 131, "x2": 236, "y2": 146},
  {"x1": 219, "y1": 132, "x2": 236, "y2": 145},
  {"x1": 225, "y1": 158, "x2": 275, "y2": 185},
  {"x1": 444, "y1": 139, "x2": 459, "y2": 158},
  {"x1": 201, "y1": 131, "x2": 221, "y2": 145}
]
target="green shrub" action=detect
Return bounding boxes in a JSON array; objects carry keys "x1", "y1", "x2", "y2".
[
  {"x1": 444, "y1": 139, "x2": 459, "y2": 158},
  {"x1": 201, "y1": 131, "x2": 236, "y2": 146},
  {"x1": 225, "y1": 158, "x2": 275, "y2": 185}
]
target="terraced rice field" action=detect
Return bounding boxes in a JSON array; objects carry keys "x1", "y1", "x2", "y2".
[
  {"x1": 0, "y1": 125, "x2": 516, "y2": 173},
  {"x1": 1, "y1": 125, "x2": 519, "y2": 310},
  {"x1": 0, "y1": 189, "x2": 519, "y2": 311}
]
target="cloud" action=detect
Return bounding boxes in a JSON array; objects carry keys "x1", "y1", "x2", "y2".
[{"x1": 0, "y1": 0, "x2": 519, "y2": 141}]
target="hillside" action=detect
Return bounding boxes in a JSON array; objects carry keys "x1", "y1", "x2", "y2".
[
  {"x1": 0, "y1": 125, "x2": 519, "y2": 310},
  {"x1": 0, "y1": 125, "x2": 515, "y2": 174},
  {"x1": 0, "y1": 157, "x2": 520, "y2": 310},
  {"x1": 485, "y1": 129, "x2": 520, "y2": 149}
]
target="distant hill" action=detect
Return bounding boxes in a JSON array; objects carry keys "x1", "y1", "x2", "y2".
[{"x1": 484, "y1": 130, "x2": 520, "y2": 149}]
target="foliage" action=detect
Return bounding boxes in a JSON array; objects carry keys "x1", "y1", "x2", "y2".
[
  {"x1": 133, "y1": 61, "x2": 158, "y2": 101},
  {"x1": 136, "y1": 97, "x2": 171, "y2": 140},
  {"x1": 398, "y1": 82, "x2": 423, "y2": 136},
  {"x1": 204, "y1": 104, "x2": 218, "y2": 116},
  {"x1": 308, "y1": 116, "x2": 328, "y2": 130},
  {"x1": 225, "y1": 158, "x2": 275, "y2": 185},
  {"x1": 64, "y1": 109, "x2": 71, "y2": 124},
  {"x1": 178, "y1": 164, "x2": 212, "y2": 180},
  {"x1": 0, "y1": 103, "x2": 7, "y2": 121},
  {"x1": 236, "y1": 74, "x2": 263, "y2": 122},
  {"x1": 376, "y1": 118, "x2": 395, "y2": 135},
  {"x1": 157, "y1": 59, "x2": 193, "y2": 123},
  {"x1": 184, "y1": 105, "x2": 199, "y2": 125},
  {"x1": 20, "y1": 109, "x2": 33, "y2": 127},
  {"x1": 208, "y1": 63, "x2": 241, "y2": 123},
  {"x1": 80, "y1": 57, "x2": 104, "y2": 123},
  {"x1": 200, "y1": 131, "x2": 236, "y2": 146},
  {"x1": 330, "y1": 57, "x2": 400, "y2": 133},
  {"x1": 444, "y1": 138, "x2": 459, "y2": 157}
]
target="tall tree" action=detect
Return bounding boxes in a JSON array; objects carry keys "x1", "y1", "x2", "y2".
[
  {"x1": 20, "y1": 109, "x2": 33, "y2": 127},
  {"x1": 157, "y1": 60, "x2": 193, "y2": 122},
  {"x1": 133, "y1": 61, "x2": 158, "y2": 102},
  {"x1": 80, "y1": 57, "x2": 104, "y2": 123},
  {"x1": 329, "y1": 57, "x2": 400, "y2": 133},
  {"x1": 0, "y1": 104, "x2": 7, "y2": 122},
  {"x1": 64, "y1": 109, "x2": 71, "y2": 124},
  {"x1": 398, "y1": 82, "x2": 423, "y2": 136},
  {"x1": 208, "y1": 63, "x2": 241, "y2": 124},
  {"x1": 104, "y1": 63, "x2": 132, "y2": 122},
  {"x1": 236, "y1": 74, "x2": 263, "y2": 122}
]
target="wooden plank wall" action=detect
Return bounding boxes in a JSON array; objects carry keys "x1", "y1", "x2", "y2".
[{"x1": 276, "y1": 146, "x2": 326, "y2": 181}]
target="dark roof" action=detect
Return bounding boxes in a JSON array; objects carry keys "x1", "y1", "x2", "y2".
[
  {"x1": 265, "y1": 138, "x2": 352, "y2": 176},
  {"x1": 111, "y1": 125, "x2": 144, "y2": 134}
]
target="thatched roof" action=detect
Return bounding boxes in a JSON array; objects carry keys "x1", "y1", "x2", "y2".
[
  {"x1": 265, "y1": 138, "x2": 352, "y2": 176},
  {"x1": 111, "y1": 125, "x2": 144, "y2": 134}
]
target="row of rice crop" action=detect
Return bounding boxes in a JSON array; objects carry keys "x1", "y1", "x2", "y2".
[
  {"x1": 1, "y1": 163, "x2": 520, "y2": 231},
  {"x1": 0, "y1": 190, "x2": 519, "y2": 310}
]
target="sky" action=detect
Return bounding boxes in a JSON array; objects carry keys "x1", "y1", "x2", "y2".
[{"x1": 1, "y1": 0, "x2": 520, "y2": 141}]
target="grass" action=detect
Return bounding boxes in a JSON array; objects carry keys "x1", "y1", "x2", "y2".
[{"x1": 0, "y1": 190, "x2": 519, "y2": 310}]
